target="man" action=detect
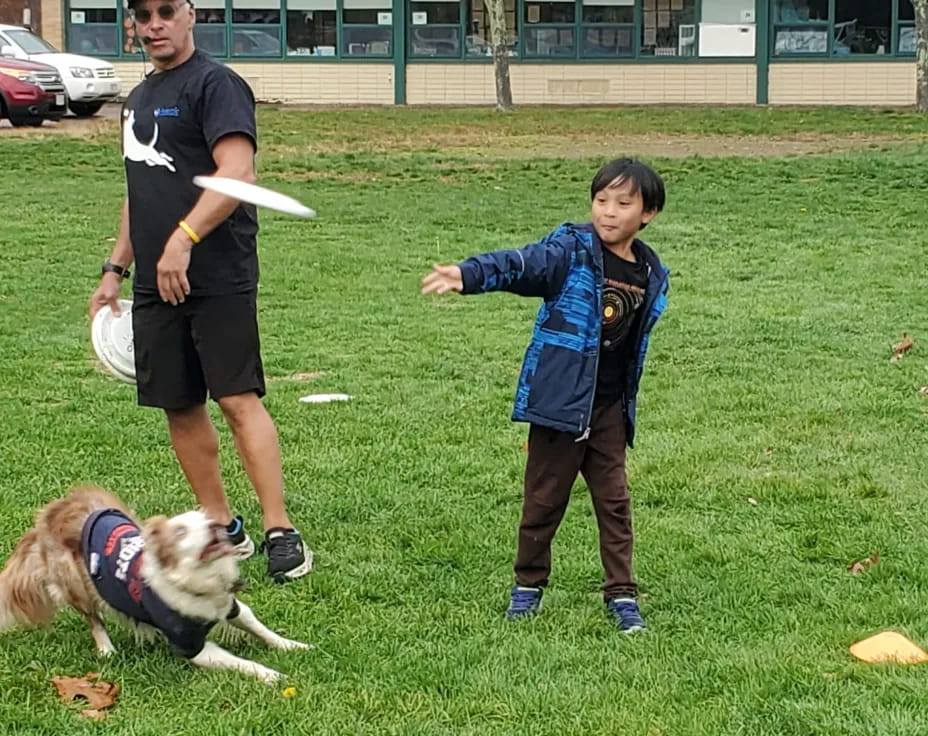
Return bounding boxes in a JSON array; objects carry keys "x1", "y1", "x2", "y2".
[{"x1": 89, "y1": 0, "x2": 311, "y2": 582}]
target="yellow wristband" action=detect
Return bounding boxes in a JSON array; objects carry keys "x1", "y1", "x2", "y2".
[{"x1": 178, "y1": 219, "x2": 201, "y2": 244}]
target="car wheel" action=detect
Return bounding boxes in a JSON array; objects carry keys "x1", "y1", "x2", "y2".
[{"x1": 68, "y1": 101, "x2": 104, "y2": 117}]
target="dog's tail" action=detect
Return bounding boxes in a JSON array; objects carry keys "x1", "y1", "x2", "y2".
[{"x1": 0, "y1": 528, "x2": 58, "y2": 630}]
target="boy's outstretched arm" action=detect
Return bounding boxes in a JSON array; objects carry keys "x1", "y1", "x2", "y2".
[{"x1": 421, "y1": 238, "x2": 570, "y2": 299}]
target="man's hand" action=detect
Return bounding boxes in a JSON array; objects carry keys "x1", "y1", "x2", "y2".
[
  {"x1": 89, "y1": 272, "x2": 124, "y2": 318},
  {"x1": 421, "y1": 264, "x2": 463, "y2": 295},
  {"x1": 157, "y1": 231, "x2": 193, "y2": 305}
]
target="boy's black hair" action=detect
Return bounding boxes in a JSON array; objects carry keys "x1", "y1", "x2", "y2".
[{"x1": 590, "y1": 158, "x2": 666, "y2": 217}]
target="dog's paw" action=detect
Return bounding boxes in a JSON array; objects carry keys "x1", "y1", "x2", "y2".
[
  {"x1": 96, "y1": 644, "x2": 116, "y2": 657},
  {"x1": 274, "y1": 638, "x2": 311, "y2": 652},
  {"x1": 255, "y1": 666, "x2": 285, "y2": 684}
]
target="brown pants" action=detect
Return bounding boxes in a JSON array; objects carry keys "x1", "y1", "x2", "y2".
[{"x1": 515, "y1": 401, "x2": 636, "y2": 600}]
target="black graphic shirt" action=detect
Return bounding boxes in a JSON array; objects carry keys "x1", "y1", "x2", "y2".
[
  {"x1": 122, "y1": 50, "x2": 259, "y2": 296},
  {"x1": 81, "y1": 509, "x2": 236, "y2": 658},
  {"x1": 595, "y1": 241, "x2": 649, "y2": 408}
]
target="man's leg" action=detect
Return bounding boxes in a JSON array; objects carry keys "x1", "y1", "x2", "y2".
[
  {"x1": 216, "y1": 392, "x2": 290, "y2": 531},
  {"x1": 192, "y1": 292, "x2": 310, "y2": 581},
  {"x1": 164, "y1": 404, "x2": 233, "y2": 527}
]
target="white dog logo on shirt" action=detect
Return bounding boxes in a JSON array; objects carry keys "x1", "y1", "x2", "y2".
[{"x1": 122, "y1": 109, "x2": 176, "y2": 172}]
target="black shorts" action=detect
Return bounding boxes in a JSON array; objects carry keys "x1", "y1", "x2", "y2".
[{"x1": 132, "y1": 291, "x2": 266, "y2": 410}]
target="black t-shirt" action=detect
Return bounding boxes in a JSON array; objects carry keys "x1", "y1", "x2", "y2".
[
  {"x1": 122, "y1": 50, "x2": 259, "y2": 296},
  {"x1": 594, "y1": 241, "x2": 649, "y2": 408}
]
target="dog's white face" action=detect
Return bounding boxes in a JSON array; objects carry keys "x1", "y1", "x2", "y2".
[{"x1": 143, "y1": 510, "x2": 235, "y2": 574}]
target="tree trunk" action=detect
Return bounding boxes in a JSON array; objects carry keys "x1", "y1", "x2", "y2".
[
  {"x1": 916, "y1": 0, "x2": 928, "y2": 111},
  {"x1": 485, "y1": 0, "x2": 513, "y2": 111}
]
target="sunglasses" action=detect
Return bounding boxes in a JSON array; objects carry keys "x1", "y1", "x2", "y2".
[{"x1": 131, "y1": 0, "x2": 189, "y2": 23}]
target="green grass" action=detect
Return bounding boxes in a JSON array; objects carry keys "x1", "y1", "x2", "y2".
[{"x1": 1, "y1": 106, "x2": 928, "y2": 734}]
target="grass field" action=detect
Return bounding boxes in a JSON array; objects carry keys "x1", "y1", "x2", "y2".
[{"x1": 1, "y1": 106, "x2": 928, "y2": 735}]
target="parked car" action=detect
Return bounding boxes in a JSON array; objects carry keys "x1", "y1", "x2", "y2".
[
  {"x1": 0, "y1": 24, "x2": 122, "y2": 117},
  {"x1": 0, "y1": 56, "x2": 67, "y2": 126}
]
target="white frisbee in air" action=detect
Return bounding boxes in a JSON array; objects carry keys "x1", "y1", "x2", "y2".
[
  {"x1": 91, "y1": 300, "x2": 136, "y2": 384},
  {"x1": 193, "y1": 176, "x2": 316, "y2": 218}
]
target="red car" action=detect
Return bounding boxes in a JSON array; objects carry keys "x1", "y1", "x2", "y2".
[{"x1": 0, "y1": 56, "x2": 67, "y2": 127}]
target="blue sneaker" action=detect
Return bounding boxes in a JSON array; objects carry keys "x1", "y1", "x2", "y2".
[
  {"x1": 606, "y1": 598, "x2": 646, "y2": 633},
  {"x1": 506, "y1": 586, "x2": 543, "y2": 620}
]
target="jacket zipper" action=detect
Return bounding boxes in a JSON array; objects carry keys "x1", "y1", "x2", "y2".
[{"x1": 577, "y1": 250, "x2": 609, "y2": 441}]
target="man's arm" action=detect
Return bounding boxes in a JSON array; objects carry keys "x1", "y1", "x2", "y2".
[
  {"x1": 89, "y1": 198, "x2": 134, "y2": 318},
  {"x1": 155, "y1": 134, "x2": 256, "y2": 305}
]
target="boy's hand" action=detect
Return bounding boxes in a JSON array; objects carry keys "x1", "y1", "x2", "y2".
[{"x1": 421, "y1": 264, "x2": 463, "y2": 295}]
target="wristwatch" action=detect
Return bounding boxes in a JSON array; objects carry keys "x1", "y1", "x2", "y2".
[{"x1": 101, "y1": 261, "x2": 131, "y2": 279}]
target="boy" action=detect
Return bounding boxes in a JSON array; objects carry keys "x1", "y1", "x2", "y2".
[{"x1": 421, "y1": 158, "x2": 668, "y2": 632}]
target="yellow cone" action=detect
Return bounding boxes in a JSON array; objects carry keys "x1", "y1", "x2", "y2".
[{"x1": 850, "y1": 631, "x2": 928, "y2": 664}]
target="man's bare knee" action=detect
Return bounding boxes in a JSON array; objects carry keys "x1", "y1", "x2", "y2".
[{"x1": 217, "y1": 392, "x2": 263, "y2": 429}]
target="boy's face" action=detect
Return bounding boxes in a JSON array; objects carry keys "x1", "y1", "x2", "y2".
[{"x1": 591, "y1": 177, "x2": 657, "y2": 246}]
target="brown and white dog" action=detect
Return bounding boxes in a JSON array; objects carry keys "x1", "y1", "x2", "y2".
[{"x1": 0, "y1": 486, "x2": 308, "y2": 683}]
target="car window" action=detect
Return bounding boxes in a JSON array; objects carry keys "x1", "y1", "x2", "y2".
[{"x1": 6, "y1": 29, "x2": 59, "y2": 54}]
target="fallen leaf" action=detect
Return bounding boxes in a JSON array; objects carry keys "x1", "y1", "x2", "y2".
[
  {"x1": 103, "y1": 236, "x2": 116, "y2": 242},
  {"x1": 747, "y1": 497, "x2": 758, "y2": 505},
  {"x1": 891, "y1": 333, "x2": 914, "y2": 361},
  {"x1": 919, "y1": 386, "x2": 928, "y2": 396},
  {"x1": 763, "y1": 447, "x2": 773, "y2": 456},
  {"x1": 219, "y1": 699, "x2": 232, "y2": 711},
  {"x1": 52, "y1": 673, "x2": 120, "y2": 713},
  {"x1": 848, "y1": 551, "x2": 879, "y2": 575}
]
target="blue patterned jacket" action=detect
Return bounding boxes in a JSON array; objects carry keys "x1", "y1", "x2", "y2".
[{"x1": 458, "y1": 222, "x2": 669, "y2": 447}]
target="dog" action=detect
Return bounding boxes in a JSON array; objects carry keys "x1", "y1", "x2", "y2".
[{"x1": 0, "y1": 486, "x2": 308, "y2": 683}]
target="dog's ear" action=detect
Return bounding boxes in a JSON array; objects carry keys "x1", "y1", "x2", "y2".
[{"x1": 142, "y1": 515, "x2": 178, "y2": 570}]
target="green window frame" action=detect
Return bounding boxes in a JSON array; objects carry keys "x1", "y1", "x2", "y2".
[
  {"x1": 408, "y1": 0, "x2": 462, "y2": 57},
  {"x1": 63, "y1": 0, "x2": 398, "y2": 60},
  {"x1": 65, "y1": 0, "x2": 122, "y2": 56},
  {"x1": 771, "y1": 0, "x2": 916, "y2": 58},
  {"x1": 342, "y1": 0, "x2": 394, "y2": 57}
]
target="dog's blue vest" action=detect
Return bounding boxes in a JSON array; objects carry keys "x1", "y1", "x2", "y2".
[{"x1": 81, "y1": 509, "x2": 236, "y2": 657}]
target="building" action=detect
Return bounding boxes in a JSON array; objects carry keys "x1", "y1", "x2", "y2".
[
  {"x1": 0, "y1": 0, "x2": 42, "y2": 34},
  {"x1": 26, "y1": 0, "x2": 920, "y2": 105}
]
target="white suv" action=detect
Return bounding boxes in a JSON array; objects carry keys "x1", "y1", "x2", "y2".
[{"x1": 0, "y1": 24, "x2": 122, "y2": 117}]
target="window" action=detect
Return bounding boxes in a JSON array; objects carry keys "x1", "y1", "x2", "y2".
[
  {"x1": 67, "y1": 0, "x2": 119, "y2": 55},
  {"x1": 582, "y1": 0, "x2": 633, "y2": 57},
  {"x1": 194, "y1": 0, "x2": 227, "y2": 56},
  {"x1": 773, "y1": 0, "x2": 829, "y2": 55},
  {"x1": 231, "y1": 0, "x2": 282, "y2": 57},
  {"x1": 833, "y1": 0, "x2": 890, "y2": 55},
  {"x1": 287, "y1": 0, "x2": 337, "y2": 56},
  {"x1": 465, "y1": 0, "x2": 517, "y2": 56},
  {"x1": 898, "y1": 0, "x2": 915, "y2": 54},
  {"x1": 774, "y1": 0, "x2": 910, "y2": 57},
  {"x1": 523, "y1": 1, "x2": 576, "y2": 57},
  {"x1": 409, "y1": 0, "x2": 461, "y2": 57},
  {"x1": 343, "y1": 0, "x2": 393, "y2": 56},
  {"x1": 640, "y1": 0, "x2": 695, "y2": 57}
]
